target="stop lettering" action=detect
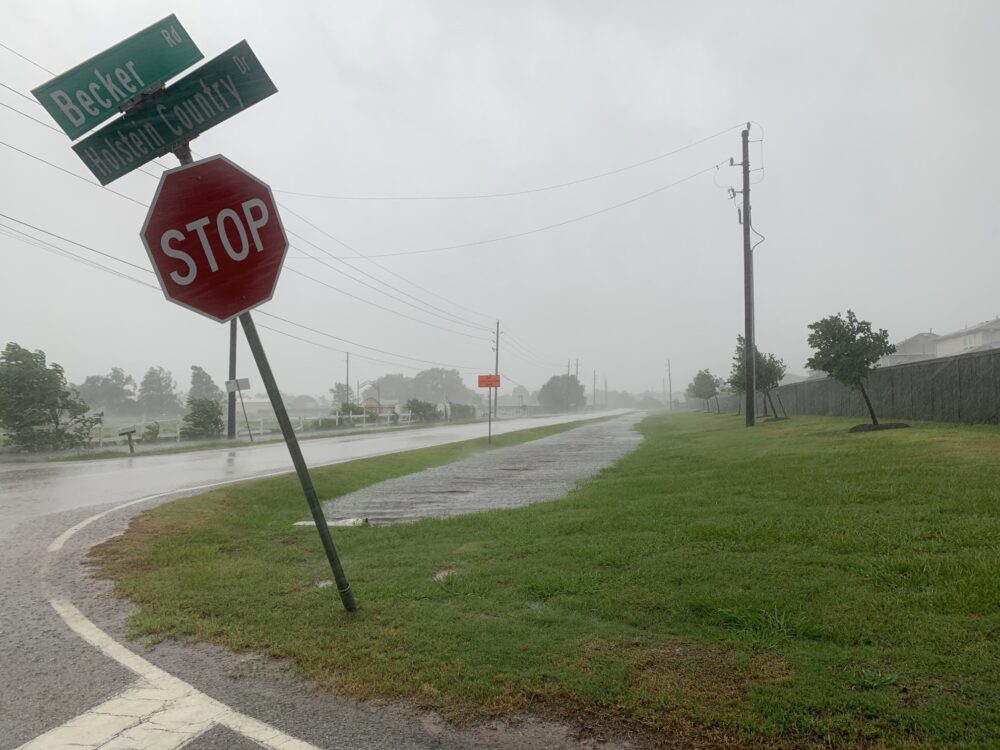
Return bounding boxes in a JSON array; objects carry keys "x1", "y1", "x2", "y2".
[{"x1": 140, "y1": 155, "x2": 288, "y2": 322}]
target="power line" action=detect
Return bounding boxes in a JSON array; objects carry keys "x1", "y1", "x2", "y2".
[
  {"x1": 0, "y1": 40, "x2": 54, "y2": 74},
  {"x1": 0, "y1": 80, "x2": 43, "y2": 106},
  {"x1": 345, "y1": 161, "x2": 727, "y2": 259},
  {"x1": 0, "y1": 100, "x2": 62, "y2": 133},
  {"x1": 255, "y1": 312, "x2": 484, "y2": 370},
  {"x1": 275, "y1": 123, "x2": 744, "y2": 201},
  {"x1": 280, "y1": 207, "x2": 496, "y2": 329},
  {"x1": 0, "y1": 138, "x2": 493, "y2": 341},
  {"x1": 0, "y1": 211, "x2": 153, "y2": 274},
  {"x1": 0, "y1": 218, "x2": 489, "y2": 373},
  {"x1": 0, "y1": 139, "x2": 149, "y2": 207},
  {"x1": 283, "y1": 264, "x2": 489, "y2": 342},
  {"x1": 285, "y1": 228, "x2": 491, "y2": 334}
]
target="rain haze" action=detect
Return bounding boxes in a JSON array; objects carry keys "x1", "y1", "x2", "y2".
[{"x1": 2, "y1": 0, "x2": 997, "y2": 402}]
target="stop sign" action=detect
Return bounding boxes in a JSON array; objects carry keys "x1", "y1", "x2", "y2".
[{"x1": 140, "y1": 155, "x2": 288, "y2": 322}]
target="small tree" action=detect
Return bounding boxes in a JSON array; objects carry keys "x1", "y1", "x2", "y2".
[
  {"x1": 806, "y1": 310, "x2": 895, "y2": 425},
  {"x1": 330, "y1": 382, "x2": 353, "y2": 406},
  {"x1": 729, "y1": 336, "x2": 787, "y2": 417},
  {"x1": 179, "y1": 396, "x2": 224, "y2": 439},
  {"x1": 137, "y1": 366, "x2": 183, "y2": 417},
  {"x1": 686, "y1": 369, "x2": 720, "y2": 411},
  {"x1": 537, "y1": 375, "x2": 586, "y2": 412},
  {"x1": 0, "y1": 343, "x2": 100, "y2": 450},
  {"x1": 76, "y1": 367, "x2": 137, "y2": 414},
  {"x1": 449, "y1": 402, "x2": 476, "y2": 420},
  {"x1": 189, "y1": 365, "x2": 225, "y2": 404},
  {"x1": 405, "y1": 398, "x2": 441, "y2": 422}
]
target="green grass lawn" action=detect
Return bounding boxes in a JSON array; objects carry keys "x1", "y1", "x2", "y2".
[{"x1": 90, "y1": 413, "x2": 1000, "y2": 748}]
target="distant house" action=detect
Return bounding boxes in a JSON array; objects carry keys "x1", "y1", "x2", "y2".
[
  {"x1": 879, "y1": 331, "x2": 940, "y2": 367},
  {"x1": 361, "y1": 397, "x2": 398, "y2": 415},
  {"x1": 934, "y1": 318, "x2": 1000, "y2": 358}
]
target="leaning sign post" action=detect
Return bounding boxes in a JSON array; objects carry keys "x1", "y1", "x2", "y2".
[
  {"x1": 34, "y1": 18, "x2": 356, "y2": 612},
  {"x1": 140, "y1": 156, "x2": 356, "y2": 611}
]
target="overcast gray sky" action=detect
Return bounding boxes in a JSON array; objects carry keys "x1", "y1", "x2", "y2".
[{"x1": 2, "y1": 1, "x2": 997, "y2": 401}]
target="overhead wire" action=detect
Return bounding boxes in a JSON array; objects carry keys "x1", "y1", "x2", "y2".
[
  {"x1": 280, "y1": 205, "x2": 496, "y2": 328},
  {"x1": 0, "y1": 136, "x2": 497, "y2": 340},
  {"x1": 345, "y1": 161, "x2": 728, "y2": 259},
  {"x1": 2, "y1": 43, "x2": 742, "y2": 385},
  {"x1": 285, "y1": 228, "x2": 492, "y2": 334},
  {"x1": 275, "y1": 122, "x2": 745, "y2": 201},
  {"x1": 0, "y1": 215, "x2": 489, "y2": 372}
]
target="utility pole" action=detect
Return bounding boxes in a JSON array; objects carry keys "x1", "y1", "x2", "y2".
[
  {"x1": 227, "y1": 318, "x2": 236, "y2": 439},
  {"x1": 346, "y1": 351, "x2": 350, "y2": 404},
  {"x1": 593, "y1": 370, "x2": 597, "y2": 411},
  {"x1": 575, "y1": 358, "x2": 579, "y2": 378},
  {"x1": 667, "y1": 359, "x2": 673, "y2": 411},
  {"x1": 494, "y1": 320, "x2": 500, "y2": 419},
  {"x1": 566, "y1": 359, "x2": 570, "y2": 376},
  {"x1": 740, "y1": 124, "x2": 756, "y2": 427},
  {"x1": 173, "y1": 146, "x2": 238, "y2": 440},
  {"x1": 604, "y1": 376, "x2": 608, "y2": 408}
]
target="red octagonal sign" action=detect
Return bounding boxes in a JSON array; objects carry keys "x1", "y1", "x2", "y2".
[{"x1": 141, "y1": 155, "x2": 288, "y2": 322}]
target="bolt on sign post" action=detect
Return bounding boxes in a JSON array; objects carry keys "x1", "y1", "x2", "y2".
[
  {"x1": 478, "y1": 374, "x2": 501, "y2": 444},
  {"x1": 140, "y1": 156, "x2": 356, "y2": 612}
]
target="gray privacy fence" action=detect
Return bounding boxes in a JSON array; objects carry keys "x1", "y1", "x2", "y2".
[{"x1": 711, "y1": 348, "x2": 1000, "y2": 424}]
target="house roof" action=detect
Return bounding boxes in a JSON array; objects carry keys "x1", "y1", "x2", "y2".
[
  {"x1": 938, "y1": 317, "x2": 1000, "y2": 340},
  {"x1": 893, "y1": 331, "x2": 940, "y2": 346}
]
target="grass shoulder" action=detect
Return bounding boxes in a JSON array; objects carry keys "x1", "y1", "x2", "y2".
[{"x1": 90, "y1": 412, "x2": 1000, "y2": 748}]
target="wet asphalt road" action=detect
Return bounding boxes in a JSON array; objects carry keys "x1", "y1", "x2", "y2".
[
  {"x1": 0, "y1": 412, "x2": 637, "y2": 749},
  {"x1": 0, "y1": 412, "x2": 627, "y2": 535}
]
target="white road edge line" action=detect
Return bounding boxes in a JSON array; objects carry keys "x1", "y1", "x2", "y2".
[
  {"x1": 48, "y1": 471, "x2": 291, "y2": 553},
  {"x1": 19, "y1": 599, "x2": 320, "y2": 750},
  {"x1": 32, "y1": 470, "x2": 323, "y2": 749}
]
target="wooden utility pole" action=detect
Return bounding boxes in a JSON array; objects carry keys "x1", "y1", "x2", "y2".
[
  {"x1": 227, "y1": 321, "x2": 236, "y2": 438},
  {"x1": 172, "y1": 145, "x2": 238, "y2": 441},
  {"x1": 741, "y1": 125, "x2": 756, "y2": 427},
  {"x1": 667, "y1": 359, "x2": 673, "y2": 410},
  {"x1": 494, "y1": 321, "x2": 500, "y2": 419},
  {"x1": 345, "y1": 352, "x2": 350, "y2": 403}
]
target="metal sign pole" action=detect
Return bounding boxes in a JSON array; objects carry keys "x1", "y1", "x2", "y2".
[
  {"x1": 237, "y1": 387, "x2": 254, "y2": 442},
  {"x1": 239, "y1": 311, "x2": 356, "y2": 612}
]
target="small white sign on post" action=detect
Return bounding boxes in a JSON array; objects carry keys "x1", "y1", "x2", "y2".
[{"x1": 226, "y1": 378, "x2": 251, "y2": 393}]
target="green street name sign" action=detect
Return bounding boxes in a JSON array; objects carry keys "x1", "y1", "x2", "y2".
[
  {"x1": 31, "y1": 14, "x2": 203, "y2": 140},
  {"x1": 72, "y1": 40, "x2": 278, "y2": 185}
]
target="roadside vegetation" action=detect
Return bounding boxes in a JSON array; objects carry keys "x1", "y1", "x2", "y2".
[{"x1": 91, "y1": 413, "x2": 1000, "y2": 747}]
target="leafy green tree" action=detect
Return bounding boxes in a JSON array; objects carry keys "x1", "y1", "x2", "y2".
[
  {"x1": 449, "y1": 402, "x2": 476, "y2": 420},
  {"x1": 76, "y1": 367, "x2": 136, "y2": 414},
  {"x1": 330, "y1": 382, "x2": 354, "y2": 406},
  {"x1": 368, "y1": 370, "x2": 482, "y2": 407},
  {"x1": 137, "y1": 366, "x2": 183, "y2": 417},
  {"x1": 189, "y1": 365, "x2": 224, "y2": 404},
  {"x1": 806, "y1": 310, "x2": 895, "y2": 425},
  {"x1": 538, "y1": 374, "x2": 586, "y2": 412},
  {"x1": 179, "y1": 397, "x2": 224, "y2": 439},
  {"x1": 405, "y1": 398, "x2": 441, "y2": 422},
  {"x1": 728, "y1": 336, "x2": 787, "y2": 416},
  {"x1": 686, "y1": 369, "x2": 720, "y2": 411},
  {"x1": 0, "y1": 343, "x2": 100, "y2": 450}
]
